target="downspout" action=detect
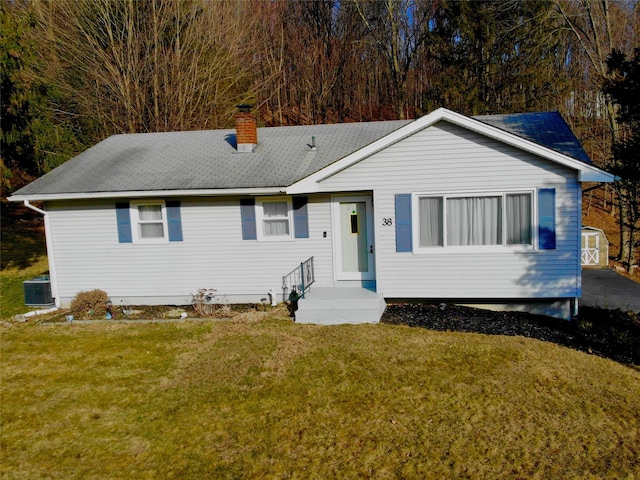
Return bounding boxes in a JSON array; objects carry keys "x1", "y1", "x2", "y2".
[
  {"x1": 23, "y1": 200, "x2": 60, "y2": 308},
  {"x1": 576, "y1": 183, "x2": 584, "y2": 319}
]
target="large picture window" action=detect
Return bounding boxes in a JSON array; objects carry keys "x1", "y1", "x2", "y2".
[{"x1": 416, "y1": 192, "x2": 533, "y2": 249}]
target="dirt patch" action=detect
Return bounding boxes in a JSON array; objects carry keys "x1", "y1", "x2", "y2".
[{"x1": 27, "y1": 303, "x2": 271, "y2": 323}]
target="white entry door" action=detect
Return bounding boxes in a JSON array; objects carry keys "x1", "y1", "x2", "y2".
[{"x1": 333, "y1": 196, "x2": 375, "y2": 281}]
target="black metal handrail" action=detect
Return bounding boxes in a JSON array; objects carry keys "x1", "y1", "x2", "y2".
[{"x1": 282, "y1": 256, "x2": 315, "y2": 302}]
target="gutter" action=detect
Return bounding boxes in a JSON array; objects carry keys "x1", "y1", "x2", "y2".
[
  {"x1": 8, "y1": 187, "x2": 286, "y2": 203},
  {"x1": 22, "y1": 201, "x2": 60, "y2": 308}
]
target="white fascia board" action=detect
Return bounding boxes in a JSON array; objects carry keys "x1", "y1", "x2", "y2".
[
  {"x1": 7, "y1": 187, "x2": 286, "y2": 202},
  {"x1": 286, "y1": 107, "x2": 614, "y2": 194},
  {"x1": 576, "y1": 167, "x2": 616, "y2": 182}
]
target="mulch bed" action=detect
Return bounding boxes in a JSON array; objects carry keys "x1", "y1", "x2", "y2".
[{"x1": 381, "y1": 303, "x2": 640, "y2": 366}]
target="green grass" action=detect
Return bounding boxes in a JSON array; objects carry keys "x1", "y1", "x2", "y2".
[
  {"x1": 2, "y1": 314, "x2": 639, "y2": 479},
  {"x1": 0, "y1": 255, "x2": 49, "y2": 319},
  {"x1": 1, "y1": 202, "x2": 49, "y2": 319}
]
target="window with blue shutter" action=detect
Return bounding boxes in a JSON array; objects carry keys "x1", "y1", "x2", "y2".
[
  {"x1": 538, "y1": 188, "x2": 556, "y2": 250},
  {"x1": 166, "y1": 200, "x2": 183, "y2": 242},
  {"x1": 293, "y1": 196, "x2": 309, "y2": 238},
  {"x1": 240, "y1": 199, "x2": 257, "y2": 240},
  {"x1": 116, "y1": 202, "x2": 132, "y2": 243},
  {"x1": 395, "y1": 194, "x2": 412, "y2": 252}
]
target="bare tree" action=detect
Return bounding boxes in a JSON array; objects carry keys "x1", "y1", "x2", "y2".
[
  {"x1": 33, "y1": 0, "x2": 259, "y2": 135},
  {"x1": 354, "y1": 0, "x2": 434, "y2": 119},
  {"x1": 554, "y1": 0, "x2": 639, "y2": 264}
]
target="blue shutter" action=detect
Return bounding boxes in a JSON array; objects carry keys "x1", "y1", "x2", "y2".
[
  {"x1": 240, "y1": 199, "x2": 257, "y2": 240},
  {"x1": 538, "y1": 188, "x2": 556, "y2": 250},
  {"x1": 115, "y1": 202, "x2": 132, "y2": 243},
  {"x1": 293, "y1": 196, "x2": 309, "y2": 238},
  {"x1": 166, "y1": 200, "x2": 183, "y2": 242},
  {"x1": 395, "y1": 194, "x2": 412, "y2": 252}
]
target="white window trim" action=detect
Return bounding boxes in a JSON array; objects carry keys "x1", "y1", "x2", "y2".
[
  {"x1": 256, "y1": 196, "x2": 294, "y2": 241},
  {"x1": 131, "y1": 200, "x2": 169, "y2": 244},
  {"x1": 412, "y1": 189, "x2": 537, "y2": 254}
]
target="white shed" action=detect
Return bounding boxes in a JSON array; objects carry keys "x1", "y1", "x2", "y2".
[{"x1": 581, "y1": 226, "x2": 609, "y2": 267}]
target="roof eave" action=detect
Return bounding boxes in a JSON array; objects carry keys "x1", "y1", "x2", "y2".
[
  {"x1": 578, "y1": 169, "x2": 616, "y2": 183},
  {"x1": 7, "y1": 187, "x2": 286, "y2": 202}
]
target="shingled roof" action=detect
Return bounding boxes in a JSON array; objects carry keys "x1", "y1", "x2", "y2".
[
  {"x1": 475, "y1": 112, "x2": 592, "y2": 164},
  {"x1": 12, "y1": 120, "x2": 411, "y2": 197},
  {"x1": 11, "y1": 110, "x2": 595, "y2": 200}
]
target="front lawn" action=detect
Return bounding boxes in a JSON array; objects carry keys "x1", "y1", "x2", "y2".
[{"x1": 2, "y1": 313, "x2": 639, "y2": 479}]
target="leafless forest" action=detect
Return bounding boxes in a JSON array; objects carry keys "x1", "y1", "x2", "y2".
[{"x1": 2, "y1": 0, "x2": 639, "y2": 266}]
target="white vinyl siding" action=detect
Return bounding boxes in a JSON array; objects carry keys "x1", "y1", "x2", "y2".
[
  {"x1": 319, "y1": 121, "x2": 581, "y2": 299},
  {"x1": 46, "y1": 195, "x2": 334, "y2": 306}
]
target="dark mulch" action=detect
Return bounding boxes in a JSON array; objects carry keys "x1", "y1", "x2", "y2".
[{"x1": 381, "y1": 303, "x2": 640, "y2": 366}]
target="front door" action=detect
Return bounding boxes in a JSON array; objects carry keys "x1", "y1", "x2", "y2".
[{"x1": 333, "y1": 195, "x2": 375, "y2": 281}]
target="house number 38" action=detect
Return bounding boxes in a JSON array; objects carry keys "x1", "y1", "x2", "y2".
[{"x1": 382, "y1": 218, "x2": 393, "y2": 226}]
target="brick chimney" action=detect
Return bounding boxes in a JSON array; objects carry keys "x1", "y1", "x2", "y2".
[{"x1": 235, "y1": 104, "x2": 257, "y2": 153}]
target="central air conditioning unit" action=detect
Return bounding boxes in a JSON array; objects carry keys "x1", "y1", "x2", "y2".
[{"x1": 23, "y1": 275, "x2": 54, "y2": 306}]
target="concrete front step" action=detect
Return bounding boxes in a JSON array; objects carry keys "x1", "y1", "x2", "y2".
[{"x1": 294, "y1": 287, "x2": 386, "y2": 325}]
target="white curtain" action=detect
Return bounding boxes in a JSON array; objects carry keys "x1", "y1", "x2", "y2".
[
  {"x1": 138, "y1": 205, "x2": 164, "y2": 238},
  {"x1": 263, "y1": 201, "x2": 289, "y2": 236},
  {"x1": 506, "y1": 194, "x2": 532, "y2": 245},
  {"x1": 447, "y1": 196, "x2": 501, "y2": 246},
  {"x1": 140, "y1": 223, "x2": 164, "y2": 238},
  {"x1": 138, "y1": 205, "x2": 162, "y2": 220},
  {"x1": 419, "y1": 197, "x2": 443, "y2": 247}
]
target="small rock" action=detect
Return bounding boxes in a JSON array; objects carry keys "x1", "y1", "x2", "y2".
[{"x1": 165, "y1": 308, "x2": 187, "y2": 318}]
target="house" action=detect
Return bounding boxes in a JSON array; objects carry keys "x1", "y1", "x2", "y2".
[
  {"x1": 9, "y1": 108, "x2": 615, "y2": 323},
  {"x1": 581, "y1": 226, "x2": 610, "y2": 267}
]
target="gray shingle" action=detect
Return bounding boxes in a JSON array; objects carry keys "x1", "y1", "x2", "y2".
[
  {"x1": 14, "y1": 121, "x2": 411, "y2": 196},
  {"x1": 475, "y1": 112, "x2": 592, "y2": 164}
]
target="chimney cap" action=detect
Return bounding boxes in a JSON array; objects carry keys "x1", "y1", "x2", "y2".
[{"x1": 237, "y1": 103, "x2": 253, "y2": 113}]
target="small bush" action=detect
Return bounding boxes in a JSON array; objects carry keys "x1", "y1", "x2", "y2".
[
  {"x1": 69, "y1": 289, "x2": 110, "y2": 315},
  {"x1": 191, "y1": 288, "x2": 231, "y2": 317}
]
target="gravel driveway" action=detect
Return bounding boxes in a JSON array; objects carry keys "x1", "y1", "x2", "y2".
[{"x1": 581, "y1": 268, "x2": 640, "y2": 313}]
